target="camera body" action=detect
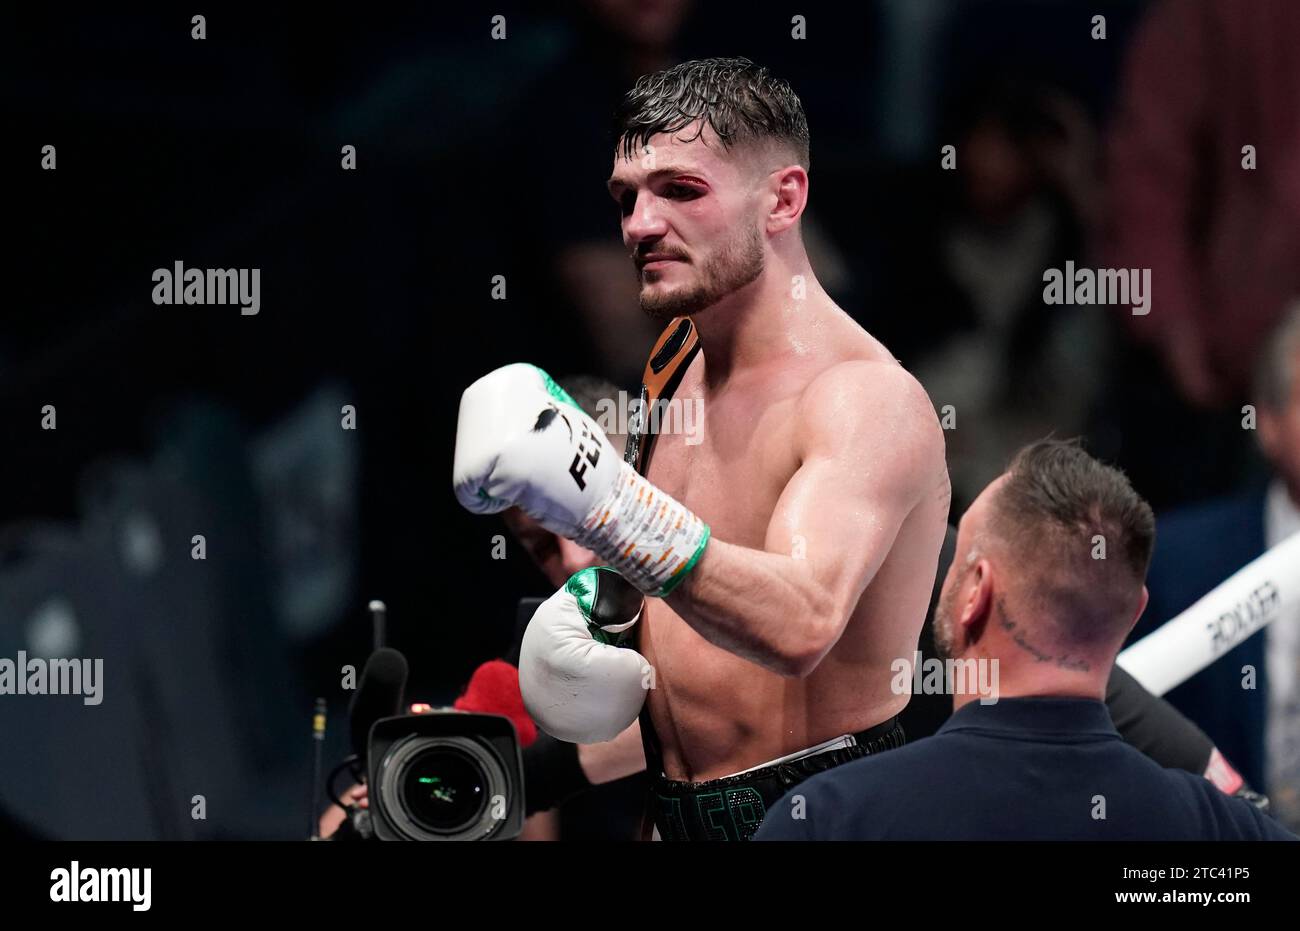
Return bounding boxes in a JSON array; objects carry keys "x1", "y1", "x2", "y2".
[{"x1": 367, "y1": 711, "x2": 524, "y2": 841}]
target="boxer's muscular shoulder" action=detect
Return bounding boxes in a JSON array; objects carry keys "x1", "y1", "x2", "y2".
[{"x1": 795, "y1": 358, "x2": 946, "y2": 481}]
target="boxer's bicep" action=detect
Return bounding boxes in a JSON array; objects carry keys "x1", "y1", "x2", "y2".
[
  {"x1": 666, "y1": 362, "x2": 941, "y2": 674},
  {"x1": 768, "y1": 362, "x2": 941, "y2": 629}
]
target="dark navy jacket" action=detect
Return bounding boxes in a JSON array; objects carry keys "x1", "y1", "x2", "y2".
[
  {"x1": 754, "y1": 698, "x2": 1296, "y2": 841},
  {"x1": 1130, "y1": 490, "x2": 1270, "y2": 789}
]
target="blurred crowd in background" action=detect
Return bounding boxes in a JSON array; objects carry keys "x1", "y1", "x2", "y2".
[{"x1": 4, "y1": 0, "x2": 1299, "y2": 838}]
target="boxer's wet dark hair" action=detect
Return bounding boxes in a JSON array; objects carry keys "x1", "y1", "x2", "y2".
[
  {"x1": 990, "y1": 439, "x2": 1154, "y2": 637},
  {"x1": 614, "y1": 57, "x2": 810, "y2": 170}
]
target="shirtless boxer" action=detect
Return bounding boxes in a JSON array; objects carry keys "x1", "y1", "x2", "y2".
[{"x1": 454, "y1": 57, "x2": 950, "y2": 840}]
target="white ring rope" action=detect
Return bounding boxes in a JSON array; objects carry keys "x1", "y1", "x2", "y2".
[{"x1": 1117, "y1": 531, "x2": 1300, "y2": 696}]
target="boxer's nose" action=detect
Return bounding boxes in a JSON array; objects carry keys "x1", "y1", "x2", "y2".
[{"x1": 624, "y1": 191, "x2": 670, "y2": 247}]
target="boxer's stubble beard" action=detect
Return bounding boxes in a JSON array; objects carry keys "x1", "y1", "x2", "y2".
[{"x1": 637, "y1": 222, "x2": 764, "y2": 322}]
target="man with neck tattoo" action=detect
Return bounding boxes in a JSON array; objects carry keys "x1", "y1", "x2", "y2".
[{"x1": 756, "y1": 440, "x2": 1296, "y2": 840}]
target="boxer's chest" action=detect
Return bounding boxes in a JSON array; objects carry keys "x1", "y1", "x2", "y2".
[{"x1": 643, "y1": 373, "x2": 802, "y2": 550}]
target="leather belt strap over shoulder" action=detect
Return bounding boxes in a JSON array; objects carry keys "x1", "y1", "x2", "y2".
[
  {"x1": 626, "y1": 316, "x2": 699, "y2": 840},
  {"x1": 625, "y1": 317, "x2": 699, "y2": 475}
]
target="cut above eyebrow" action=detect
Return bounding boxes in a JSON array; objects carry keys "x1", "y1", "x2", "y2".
[{"x1": 607, "y1": 167, "x2": 709, "y2": 194}]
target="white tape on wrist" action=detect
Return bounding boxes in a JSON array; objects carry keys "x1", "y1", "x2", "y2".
[{"x1": 572, "y1": 460, "x2": 710, "y2": 597}]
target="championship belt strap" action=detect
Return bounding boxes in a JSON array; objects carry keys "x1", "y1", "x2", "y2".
[{"x1": 623, "y1": 316, "x2": 699, "y2": 840}]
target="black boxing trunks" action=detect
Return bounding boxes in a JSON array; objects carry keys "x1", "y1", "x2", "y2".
[{"x1": 649, "y1": 717, "x2": 906, "y2": 841}]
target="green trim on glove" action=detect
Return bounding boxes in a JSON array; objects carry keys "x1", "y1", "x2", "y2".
[
  {"x1": 565, "y1": 566, "x2": 641, "y2": 647},
  {"x1": 529, "y1": 364, "x2": 582, "y2": 411}
]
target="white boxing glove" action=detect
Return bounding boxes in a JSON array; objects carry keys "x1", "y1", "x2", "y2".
[
  {"x1": 519, "y1": 567, "x2": 650, "y2": 743},
  {"x1": 453, "y1": 363, "x2": 710, "y2": 596}
]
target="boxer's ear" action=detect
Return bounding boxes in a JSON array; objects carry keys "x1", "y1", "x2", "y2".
[{"x1": 765, "y1": 164, "x2": 808, "y2": 234}]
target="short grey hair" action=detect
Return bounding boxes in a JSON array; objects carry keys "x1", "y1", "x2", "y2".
[{"x1": 1254, "y1": 301, "x2": 1300, "y2": 410}]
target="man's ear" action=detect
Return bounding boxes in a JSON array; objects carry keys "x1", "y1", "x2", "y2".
[
  {"x1": 766, "y1": 164, "x2": 808, "y2": 234},
  {"x1": 961, "y1": 559, "x2": 994, "y2": 642},
  {"x1": 1128, "y1": 585, "x2": 1150, "y2": 636}
]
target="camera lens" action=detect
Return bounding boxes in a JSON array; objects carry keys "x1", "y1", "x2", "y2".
[
  {"x1": 377, "y1": 733, "x2": 511, "y2": 840},
  {"x1": 401, "y1": 746, "x2": 486, "y2": 833}
]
